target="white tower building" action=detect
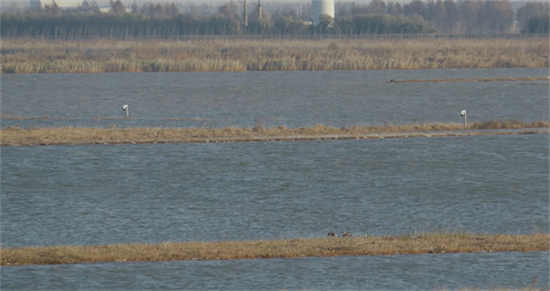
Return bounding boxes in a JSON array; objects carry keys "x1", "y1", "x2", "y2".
[
  {"x1": 30, "y1": 0, "x2": 42, "y2": 10},
  {"x1": 311, "y1": 0, "x2": 335, "y2": 26}
]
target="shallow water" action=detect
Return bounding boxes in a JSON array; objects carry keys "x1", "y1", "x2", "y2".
[
  {"x1": 2, "y1": 251, "x2": 548, "y2": 290},
  {"x1": 1, "y1": 68, "x2": 548, "y2": 129},
  {"x1": 1, "y1": 68, "x2": 549, "y2": 289},
  {"x1": 2, "y1": 134, "x2": 548, "y2": 247}
]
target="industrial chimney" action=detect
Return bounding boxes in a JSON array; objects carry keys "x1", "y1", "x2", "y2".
[{"x1": 311, "y1": 0, "x2": 335, "y2": 26}]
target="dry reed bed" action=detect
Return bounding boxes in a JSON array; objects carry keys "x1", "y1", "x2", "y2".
[
  {"x1": 2, "y1": 233, "x2": 548, "y2": 266},
  {"x1": 387, "y1": 77, "x2": 550, "y2": 83},
  {"x1": 2, "y1": 120, "x2": 548, "y2": 146},
  {"x1": 2, "y1": 38, "x2": 549, "y2": 73}
]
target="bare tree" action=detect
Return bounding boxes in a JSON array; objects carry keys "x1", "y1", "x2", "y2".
[
  {"x1": 434, "y1": 0, "x2": 447, "y2": 31},
  {"x1": 219, "y1": 4, "x2": 235, "y2": 20},
  {"x1": 81, "y1": 0, "x2": 90, "y2": 10},
  {"x1": 444, "y1": 0, "x2": 457, "y2": 33},
  {"x1": 45, "y1": 1, "x2": 63, "y2": 15},
  {"x1": 110, "y1": 0, "x2": 126, "y2": 15},
  {"x1": 404, "y1": 0, "x2": 428, "y2": 20},
  {"x1": 147, "y1": 3, "x2": 164, "y2": 17},
  {"x1": 518, "y1": 2, "x2": 549, "y2": 30},
  {"x1": 484, "y1": 0, "x2": 513, "y2": 33},
  {"x1": 131, "y1": 1, "x2": 138, "y2": 14},
  {"x1": 457, "y1": 0, "x2": 477, "y2": 34},
  {"x1": 386, "y1": 2, "x2": 403, "y2": 16},
  {"x1": 165, "y1": 3, "x2": 179, "y2": 17},
  {"x1": 367, "y1": 0, "x2": 386, "y2": 14},
  {"x1": 90, "y1": 0, "x2": 100, "y2": 13}
]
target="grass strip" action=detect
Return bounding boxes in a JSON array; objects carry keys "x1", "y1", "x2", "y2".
[
  {"x1": 2, "y1": 233, "x2": 548, "y2": 266},
  {"x1": 1, "y1": 120, "x2": 548, "y2": 147},
  {"x1": 387, "y1": 77, "x2": 550, "y2": 83}
]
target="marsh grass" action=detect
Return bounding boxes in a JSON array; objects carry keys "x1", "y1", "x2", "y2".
[
  {"x1": 2, "y1": 38, "x2": 548, "y2": 73},
  {"x1": 1, "y1": 232, "x2": 548, "y2": 266},
  {"x1": 1, "y1": 120, "x2": 548, "y2": 146}
]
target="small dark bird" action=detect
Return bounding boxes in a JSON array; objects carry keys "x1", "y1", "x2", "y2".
[
  {"x1": 390, "y1": 79, "x2": 394, "y2": 83},
  {"x1": 328, "y1": 232, "x2": 337, "y2": 237},
  {"x1": 342, "y1": 231, "x2": 352, "y2": 237}
]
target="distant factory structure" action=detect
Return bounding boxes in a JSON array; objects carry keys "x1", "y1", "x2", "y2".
[
  {"x1": 311, "y1": 0, "x2": 334, "y2": 26},
  {"x1": 243, "y1": 0, "x2": 334, "y2": 26},
  {"x1": 30, "y1": 0, "x2": 81, "y2": 10}
]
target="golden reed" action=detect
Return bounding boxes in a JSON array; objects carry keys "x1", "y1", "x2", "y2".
[
  {"x1": 2, "y1": 38, "x2": 548, "y2": 73},
  {"x1": 2, "y1": 232, "x2": 548, "y2": 266}
]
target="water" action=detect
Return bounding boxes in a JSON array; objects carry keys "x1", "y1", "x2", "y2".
[
  {"x1": 1, "y1": 68, "x2": 548, "y2": 129},
  {"x1": 1, "y1": 68, "x2": 549, "y2": 289},
  {"x1": 1, "y1": 252, "x2": 548, "y2": 290},
  {"x1": 2, "y1": 134, "x2": 548, "y2": 247}
]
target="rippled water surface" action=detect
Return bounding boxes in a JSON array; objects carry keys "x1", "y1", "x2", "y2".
[
  {"x1": 2, "y1": 68, "x2": 548, "y2": 128},
  {"x1": 1, "y1": 69, "x2": 549, "y2": 290},
  {"x1": 2, "y1": 134, "x2": 548, "y2": 247},
  {"x1": 2, "y1": 252, "x2": 548, "y2": 290}
]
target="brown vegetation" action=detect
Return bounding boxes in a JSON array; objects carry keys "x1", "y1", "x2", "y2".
[
  {"x1": 1, "y1": 38, "x2": 548, "y2": 73},
  {"x1": 387, "y1": 77, "x2": 550, "y2": 83},
  {"x1": 2, "y1": 232, "x2": 548, "y2": 266},
  {"x1": 1, "y1": 120, "x2": 548, "y2": 147}
]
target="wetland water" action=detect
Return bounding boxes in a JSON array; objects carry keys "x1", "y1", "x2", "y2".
[
  {"x1": 1, "y1": 68, "x2": 549, "y2": 129},
  {"x1": 2, "y1": 134, "x2": 548, "y2": 247},
  {"x1": 1, "y1": 68, "x2": 549, "y2": 289},
  {"x1": 2, "y1": 252, "x2": 548, "y2": 290}
]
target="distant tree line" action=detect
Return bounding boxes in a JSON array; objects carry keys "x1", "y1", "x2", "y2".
[
  {"x1": 1, "y1": 0, "x2": 548, "y2": 39},
  {"x1": 523, "y1": 14, "x2": 549, "y2": 34},
  {"x1": 336, "y1": 0, "x2": 548, "y2": 34},
  {"x1": 516, "y1": 2, "x2": 549, "y2": 33}
]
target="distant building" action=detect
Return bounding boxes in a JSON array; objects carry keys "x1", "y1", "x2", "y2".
[
  {"x1": 311, "y1": 0, "x2": 334, "y2": 26},
  {"x1": 30, "y1": 0, "x2": 81, "y2": 10},
  {"x1": 510, "y1": 21, "x2": 520, "y2": 33}
]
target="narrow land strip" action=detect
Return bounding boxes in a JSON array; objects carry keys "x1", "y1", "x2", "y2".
[
  {"x1": 1, "y1": 120, "x2": 548, "y2": 147},
  {"x1": 2, "y1": 233, "x2": 548, "y2": 266}
]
